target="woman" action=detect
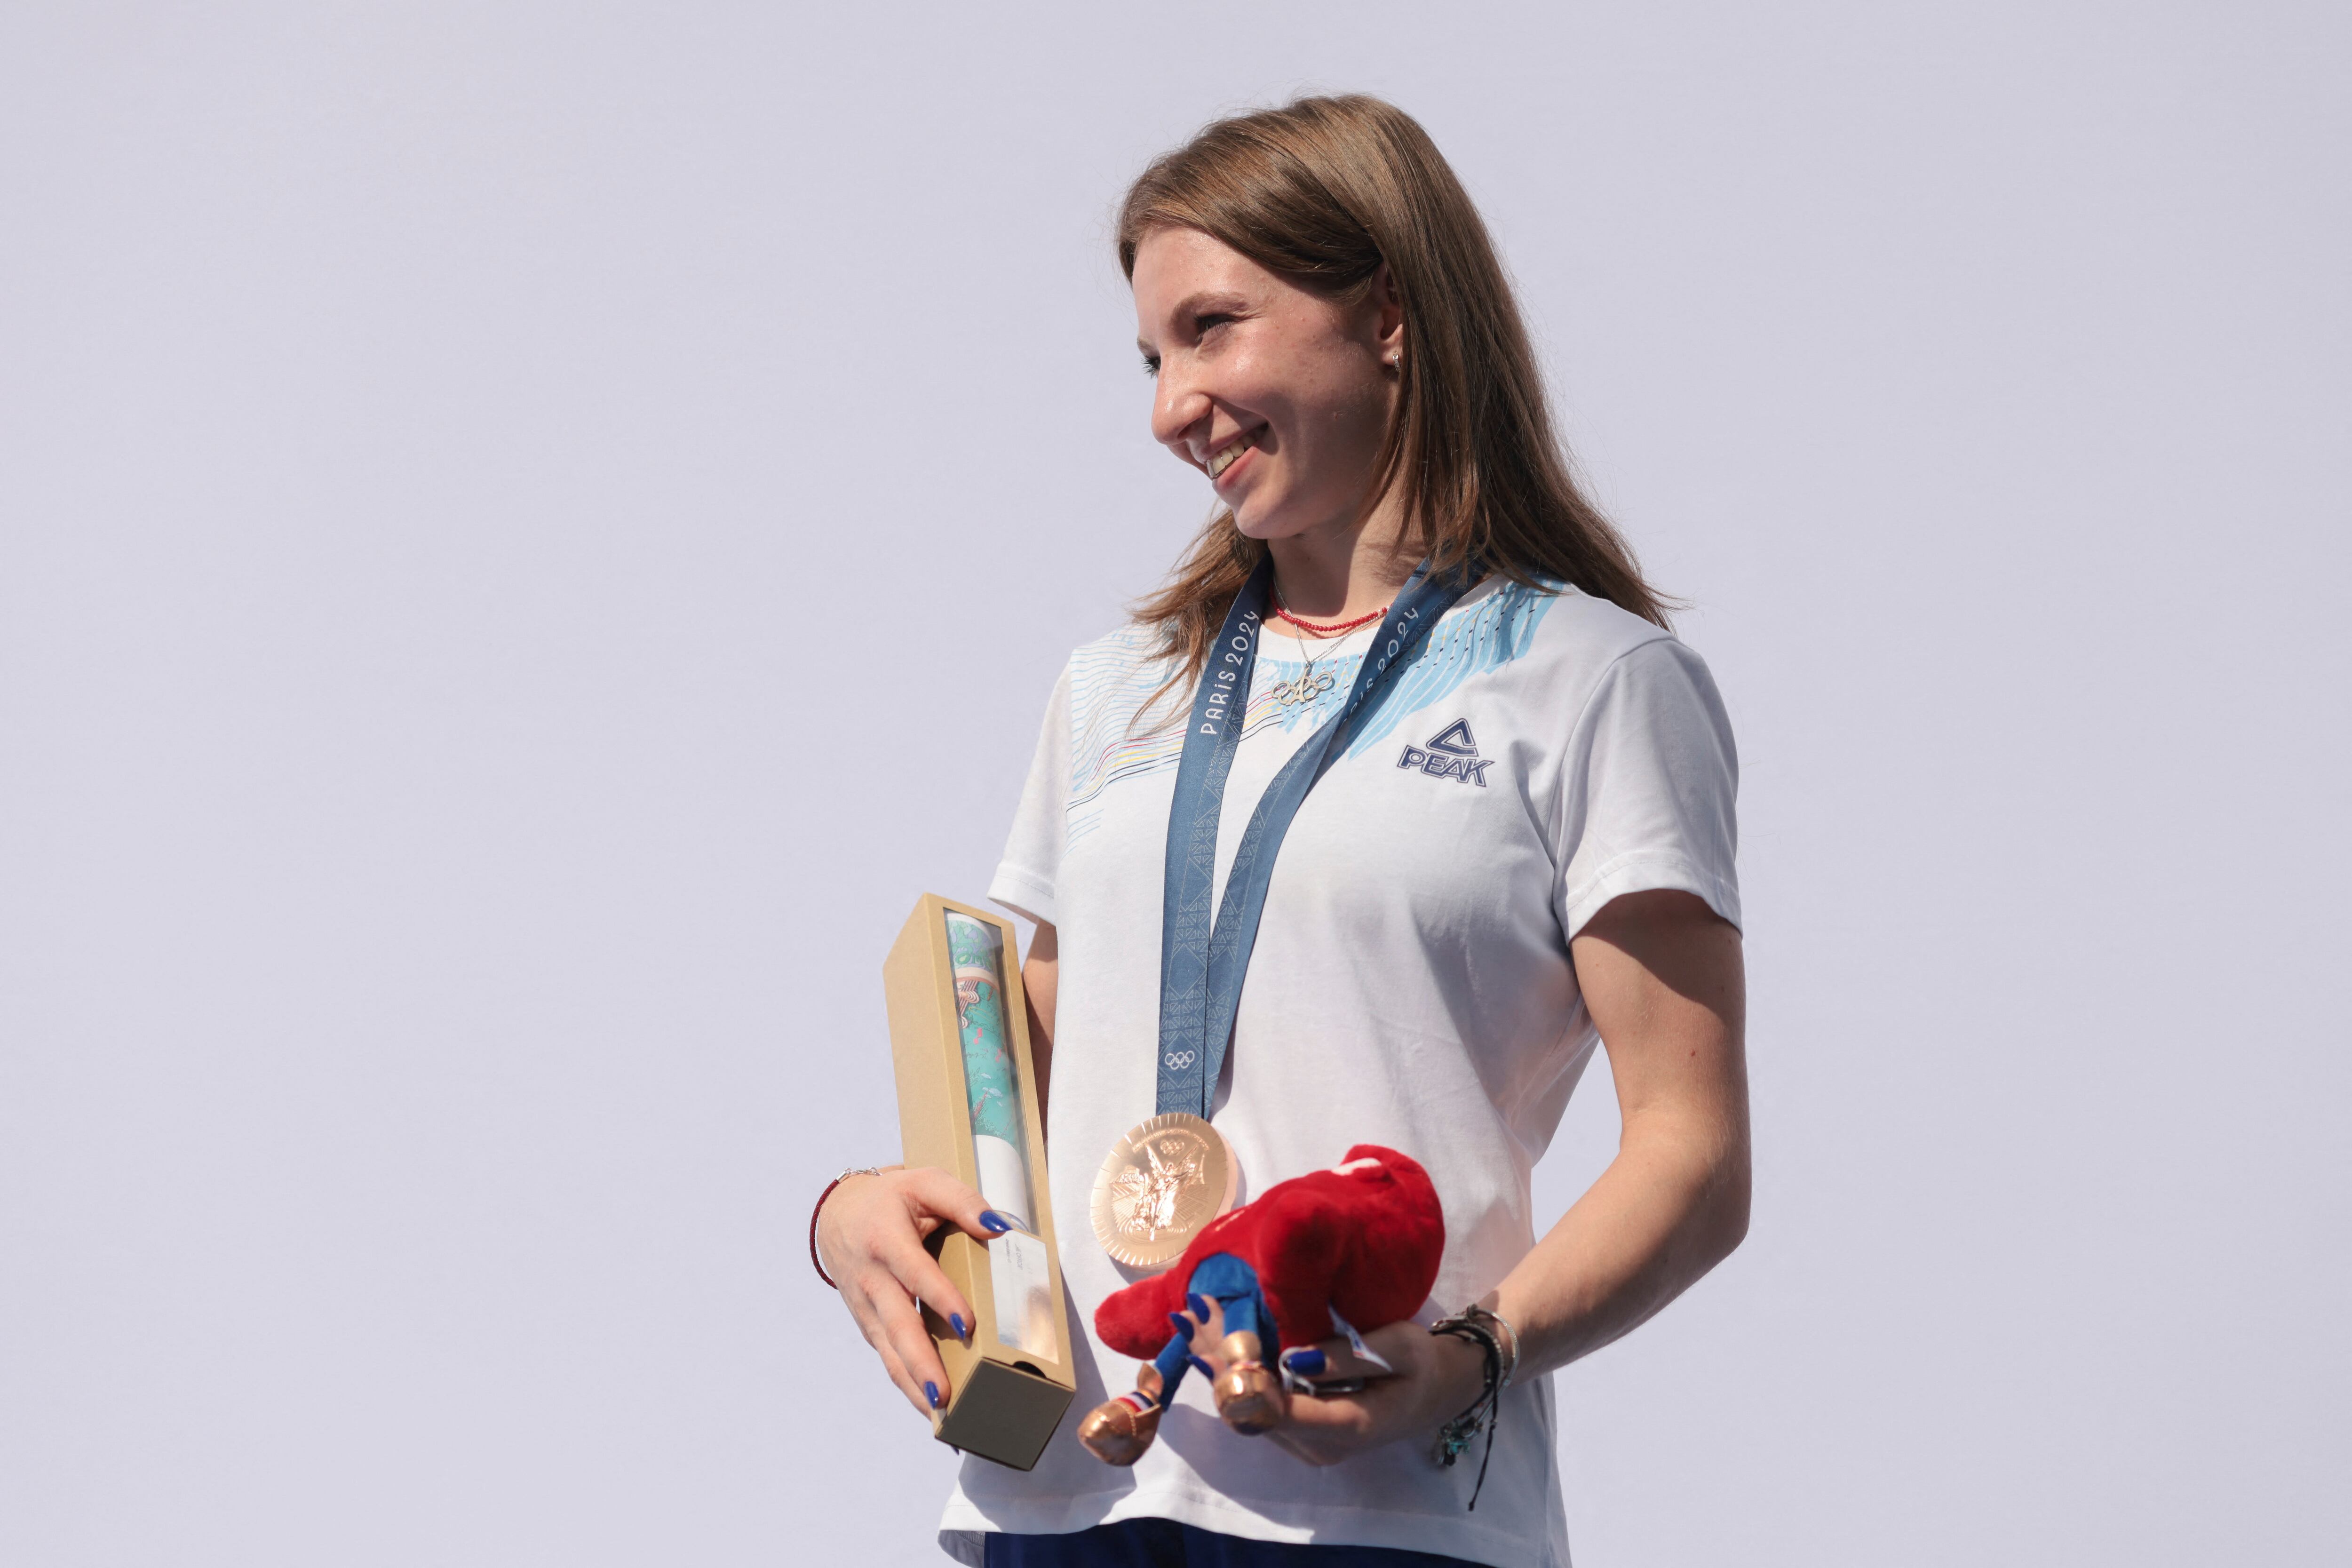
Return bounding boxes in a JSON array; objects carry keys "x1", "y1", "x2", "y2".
[{"x1": 817, "y1": 96, "x2": 1749, "y2": 1568}]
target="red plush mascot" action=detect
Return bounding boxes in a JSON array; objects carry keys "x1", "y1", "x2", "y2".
[{"x1": 1078, "y1": 1145, "x2": 1445, "y2": 1465}]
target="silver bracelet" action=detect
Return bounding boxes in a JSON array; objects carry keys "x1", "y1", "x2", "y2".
[{"x1": 1477, "y1": 1304, "x2": 1523, "y2": 1389}]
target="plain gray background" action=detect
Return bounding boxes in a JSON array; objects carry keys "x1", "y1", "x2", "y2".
[{"x1": 3, "y1": 3, "x2": 2345, "y2": 1564}]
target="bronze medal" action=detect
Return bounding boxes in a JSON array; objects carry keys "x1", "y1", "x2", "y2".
[{"x1": 1091, "y1": 1113, "x2": 1240, "y2": 1271}]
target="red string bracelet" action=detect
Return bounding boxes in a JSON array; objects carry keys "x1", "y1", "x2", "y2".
[{"x1": 809, "y1": 1166, "x2": 882, "y2": 1289}]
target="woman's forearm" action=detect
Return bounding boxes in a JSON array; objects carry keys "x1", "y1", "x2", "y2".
[{"x1": 1493, "y1": 1106, "x2": 1749, "y2": 1379}]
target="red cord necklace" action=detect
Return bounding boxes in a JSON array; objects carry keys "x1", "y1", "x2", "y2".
[{"x1": 1270, "y1": 589, "x2": 1389, "y2": 637}]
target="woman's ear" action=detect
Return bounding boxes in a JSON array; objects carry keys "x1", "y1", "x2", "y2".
[{"x1": 1371, "y1": 263, "x2": 1406, "y2": 369}]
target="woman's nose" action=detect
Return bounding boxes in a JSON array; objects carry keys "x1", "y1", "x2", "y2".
[{"x1": 1150, "y1": 361, "x2": 1210, "y2": 456}]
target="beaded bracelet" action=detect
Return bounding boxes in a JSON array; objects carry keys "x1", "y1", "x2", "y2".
[{"x1": 808, "y1": 1166, "x2": 884, "y2": 1289}]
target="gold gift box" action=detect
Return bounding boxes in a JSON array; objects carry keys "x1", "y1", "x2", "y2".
[{"x1": 882, "y1": 894, "x2": 1075, "y2": 1470}]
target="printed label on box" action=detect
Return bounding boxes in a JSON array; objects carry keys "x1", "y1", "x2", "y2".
[{"x1": 991, "y1": 1229, "x2": 1054, "y2": 1357}]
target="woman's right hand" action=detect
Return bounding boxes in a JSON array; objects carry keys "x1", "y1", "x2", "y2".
[{"x1": 818, "y1": 1165, "x2": 1014, "y2": 1418}]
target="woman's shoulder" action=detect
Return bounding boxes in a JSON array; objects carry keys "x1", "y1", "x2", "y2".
[
  {"x1": 1060, "y1": 622, "x2": 1171, "y2": 702},
  {"x1": 1514, "y1": 585, "x2": 1733, "y2": 754},
  {"x1": 1051, "y1": 622, "x2": 1184, "y2": 732},
  {"x1": 1441, "y1": 577, "x2": 1686, "y2": 687},
  {"x1": 1064, "y1": 620, "x2": 1167, "y2": 679}
]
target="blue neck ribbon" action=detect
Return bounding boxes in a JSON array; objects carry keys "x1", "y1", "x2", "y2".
[{"x1": 1154, "y1": 554, "x2": 1478, "y2": 1119}]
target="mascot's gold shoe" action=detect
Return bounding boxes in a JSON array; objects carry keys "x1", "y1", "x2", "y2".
[
  {"x1": 1211, "y1": 1330, "x2": 1289, "y2": 1433},
  {"x1": 1078, "y1": 1362, "x2": 1167, "y2": 1465}
]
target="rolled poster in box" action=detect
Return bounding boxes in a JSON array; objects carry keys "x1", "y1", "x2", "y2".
[{"x1": 882, "y1": 894, "x2": 1074, "y2": 1469}]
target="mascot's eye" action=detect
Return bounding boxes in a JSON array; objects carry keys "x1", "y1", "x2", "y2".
[{"x1": 1329, "y1": 1156, "x2": 1383, "y2": 1175}]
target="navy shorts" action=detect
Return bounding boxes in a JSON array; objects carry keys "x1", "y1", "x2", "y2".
[{"x1": 982, "y1": 1518, "x2": 1480, "y2": 1568}]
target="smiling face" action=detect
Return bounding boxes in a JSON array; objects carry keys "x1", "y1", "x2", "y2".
[{"x1": 1132, "y1": 226, "x2": 1404, "y2": 549}]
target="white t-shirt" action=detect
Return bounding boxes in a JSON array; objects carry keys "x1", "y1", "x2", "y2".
[{"x1": 939, "y1": 577, "x2": 1740, "y2": 1568}]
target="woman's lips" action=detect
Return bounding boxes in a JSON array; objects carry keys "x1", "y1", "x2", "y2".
[{"x1": 1207, "y1": 430, "x2": 1259, "y2": 487}]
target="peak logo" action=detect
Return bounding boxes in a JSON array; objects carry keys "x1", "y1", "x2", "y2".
[{"x1": 1397, "y1": 719, "x2": 1490, "y2": 787}]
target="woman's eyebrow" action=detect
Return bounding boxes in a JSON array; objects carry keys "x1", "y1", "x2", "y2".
[
  {"x1": 1168, "y1": 291, "x2": 1251, "y2": 327},
  {"x1": 1139, "y1": 291, "x2": 1254, "y2": 356}
]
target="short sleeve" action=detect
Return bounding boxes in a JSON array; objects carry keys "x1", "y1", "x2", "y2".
[
  {"x1": 1555, "y1": 637, "x2": 1741, "y2": 939},
  {"x1": 988, "y1": 662, "x2": 1072, "y2": 928}
]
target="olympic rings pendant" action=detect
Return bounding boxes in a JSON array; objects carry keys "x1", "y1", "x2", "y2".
[
  {"x1": 1091, "y1": 1113, "x2": 1240, "y2": 1271},
  {"x1": 1271, "y1": 669, "x2": 1336, "y2": 709}
]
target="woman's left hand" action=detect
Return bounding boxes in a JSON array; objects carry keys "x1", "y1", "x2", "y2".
[{"x1": 1195, "y1": 1314, "x2": 1490, "y2": 1467}]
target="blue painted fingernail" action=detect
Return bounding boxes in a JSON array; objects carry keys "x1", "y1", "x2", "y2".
[
  {"x1": 979, "y1": 1211, "x2": 1012, "y2": 1234},
  {"x1": 1282, "y1": 1347, "x2": 1327, "y2": 1376},
  {"x1": 924, "y1": 1381, "x2": 942, "y2": 1409},
  {"x1": 1169, "y1": 1311, "x2": 1192, "y2": 1335},
  {"x1": 949, "y1": 1313, "x2": 968, "y2": 1340},
  {"x1": 1187, "y1": 1293, "x2": 1211, "y2": 1321},
  {"x1": 1189, "y1": 1355, "x2": 1214, "y2": 1376}
]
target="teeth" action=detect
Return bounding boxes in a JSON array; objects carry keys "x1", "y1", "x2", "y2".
[{"x1": 1206, "y1": 433, "x2": 1254, "y2": 479}]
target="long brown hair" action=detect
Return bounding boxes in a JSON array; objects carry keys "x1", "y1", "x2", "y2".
[{"x1": 1120, "y1": 95, "x2": 1669, "y2": 690}]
